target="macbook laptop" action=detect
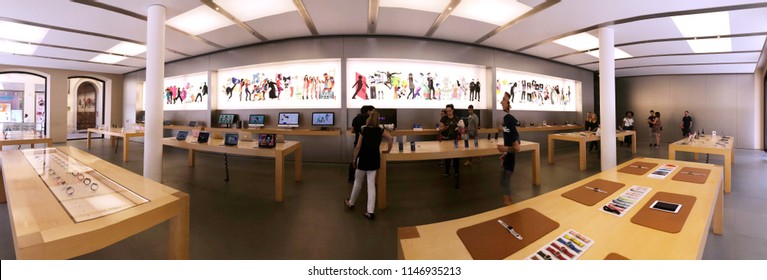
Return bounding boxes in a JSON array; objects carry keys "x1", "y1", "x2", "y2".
[{"x1": 239, "y1": 132, "x2": 255, "y2": 142}]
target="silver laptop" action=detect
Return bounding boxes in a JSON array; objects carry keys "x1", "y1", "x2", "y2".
[{"x1": 239, "y1": 131, "x2": 255, "y2": 142}]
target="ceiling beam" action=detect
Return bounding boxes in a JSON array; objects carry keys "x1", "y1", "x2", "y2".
[
  {"x1": 293, "y1": 0, "x2": 319, "y2": 35},
  {"x1": 424, "y1": 0, "x2": 461, "y2": 37},
  {"x1": 757, "y1": 35, "x2": 767, "y2": 74},
  {"x1": 517, "y1": 1, "x2": 767, "y2": 52},
  {"x1": 474, "y1": 0, "x2": 560, "y2": 44},
  {"x1": 368, "y1": 0, "x2": 379, "y2": 34},
  {"x1": 200, "y1": 0, "x2": 268, "y2": 41},
  {"x1": 71, "y1": 0, "x2": 225, "y2": 49},
  {"x1": 615, "y1": 61, "x2": 756, "y2": 71}
]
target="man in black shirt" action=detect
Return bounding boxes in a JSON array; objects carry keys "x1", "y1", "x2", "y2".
[
  {"x1": 439, "y1": 104, "x2": 461, "y2": 185},
  {"x1": 497, "y1": 92, "x2": 520, "y2": 205},
  {"x1": 647, "y1": 110, "x2": 655, "y2": 146},
  {"x1": 681, "y1": 111, "x2": 693, "y2": 137},
  {"x1": 349, "y1": 105, "x2": 375, "y2": 182}
]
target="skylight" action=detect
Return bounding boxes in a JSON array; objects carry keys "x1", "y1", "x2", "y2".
[
  {"x1": 166, "y1": 5, "x2": 233, "y2": 35},
  {"x1": 672, "y1": 12, "x2": 732, "y2": 53},
  {"x1": 451, "y1": 0, "x2": 532, "y2": 26},
  {"x1": 212, "y1": 0, "x2": 297, "y2": 22}
]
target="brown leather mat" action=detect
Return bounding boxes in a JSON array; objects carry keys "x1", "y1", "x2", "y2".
[
  {"x1": 456, "y1": 208, "x2": 559, "y2": 260},
  {"x1": 618, "y1": 161, "x2": 659, "y2": 175},
  {"x1": 671, "y1": 167, "x2": 712, "y2": 184},
  {"x1": 631, "y1": 192, "x2": 697, "y2": 233},
  {"x1": 561, "y1": 179, "x2": 626, "y2": 206},
  {"x1": 604, "y1": 253, "x2": 629, "y2": 260}
]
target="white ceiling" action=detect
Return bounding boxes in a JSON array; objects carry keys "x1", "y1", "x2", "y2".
[{"x1": 1, "y1": 0, "x2": 765, "y2": 77}]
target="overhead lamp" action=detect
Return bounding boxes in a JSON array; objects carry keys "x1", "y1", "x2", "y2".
[
  {"x1": 0, "y1": 40, "x2": 38, "y2": 55},
  {"x1": 166, "y1": 5, "x2": 232, "y2": 35},
  {"x1": 380, "y1": 0, "x2": 452, "y2": 14},
  {"x1": 672, "y1": 11, "x2": 732, "y2": 53},
  {"x1": 554, "y1": 33, "x2": 599, "y2": 51},
  {"x1": 212, "y1": 0, "x2": 297, "y2": 22},
  {"x1": 586, "y1": 48, "x2": 633, "y2": 60},
  {"x1": 686, "y1": 37, "x2": 732, "y2": 53},
  {"x1": 0, "y1": 21, "x2": 49, "y2": 43},
  {"x1": 450, "y1": 0, "x2": 531, "y2": 26},
  {"x1": 90, "y1": 53, "x2": 128, "y2": 64},
  {"x1": 106, "y1": 42, "x2": 146, "y2": 56}
]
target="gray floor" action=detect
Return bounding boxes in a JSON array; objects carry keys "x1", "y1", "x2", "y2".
[{"x1": 0, "y1": 139, "x2": 765, "y2": 259}]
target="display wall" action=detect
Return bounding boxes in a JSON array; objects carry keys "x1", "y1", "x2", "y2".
[
  {"x1": 123, "y1": 36, "x2": 595, "y2": 162},
  {"x1": 496, "y1": 68, "x2": 578, "y2": 112},
  {"x1": 163, "y1": 72, "x2": 209, "y2": 111},
  {"x1": 616, "y1": 74, "x2": 758, "y2": 149}
]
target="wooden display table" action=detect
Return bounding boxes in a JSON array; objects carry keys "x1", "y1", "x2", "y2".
[
  {"x1": 162, "y1": 137, "x2": 302, "y2": 202},
  {"x1": 548, "y1": 131, "x2": 637, "y2": 171},
  {"x1": 398, "y1": 157, "x2": 723, "y2": 260},
  {"x1": 0, "y1": 146, "x2": 189, "y2": 259},
  {"x1": 205, "y1": 126, "x2": 341, "y2": 136},
  {"x1": 517, "y1": 124, "x2": 584, "y2": 132},
  {"x1": 377, "y1": 139, "x2": 540, "y2": 209},
  {"x1": 0, "y1": 136, "x2": 53, "y2": 149},
  {"x1": 669, "y1": 135, "x2": 734, "y2": 193},
  {"x1": 86, "y1": 128, "x2": 145, "y2": 162},
  {"x1": 348, "y1": 128, "x2": 498, "y2": 137}
]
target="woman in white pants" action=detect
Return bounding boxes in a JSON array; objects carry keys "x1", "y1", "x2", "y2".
[{"x1": 345, "y1": 111, "x2": 393, "y2": 220}]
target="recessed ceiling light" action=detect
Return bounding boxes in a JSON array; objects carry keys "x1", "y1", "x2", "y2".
[
  {"x1": 0, "y1": 40, "x2": 38, "y2": 55},
  {"x1": 213, "y1": 0, "x2": 297, "y2": 22},
  {"x1": 166, "y1": 5, "x2": 233, "y2": 35},
  {"x1": 686, "y1": 37, "x2": 732, "y2": 53},
  {"x1": 553, "y1": 33, "x2": 599, "y2": 51},
  {"x1": 106, "y1": 42, "x2": 146, "y2": 56},
  {"x1": 671, "y1": 11, "x2": 731, "y2": 38},
  {"x1": 380, "y1": 0, "x2": 452, "y2": 14},
  {"x1": 89, "y1": 53, "x2": 128, "y2": 64},
  {"x1": 0, "y1": 21, "x2": 49, "y2": 43},
  {"x1": 450, "y1": 0, "x2": 531, "y2": 26}
]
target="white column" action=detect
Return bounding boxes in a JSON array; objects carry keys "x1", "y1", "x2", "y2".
[
  {"x1": 144, "y1": 4, "x2": 166, "y2": 182},
  {"x1": 599, "y1": 27, "x2": 617, "y2": 171}
]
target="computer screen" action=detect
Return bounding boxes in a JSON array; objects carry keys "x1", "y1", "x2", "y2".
[
  {"x1": 278, "y1": 112, "x2": 299, "y2": 127},
  {"x1": 312, "y1": 112, "x2": 334, "y2": 126},
  {"x1": 249, "y1": 114, "x2": 265, "y2": 126},
  {"x1": 218, "y1": 114, "x2": 236, "y2": 125},
  {"x1": 376, "y1": 109, "x2": 397, "y2": 127}
]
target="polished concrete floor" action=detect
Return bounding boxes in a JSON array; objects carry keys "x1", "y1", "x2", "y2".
[{"x1": 0, "y1": 139, "x2": 765, "y2": 259}]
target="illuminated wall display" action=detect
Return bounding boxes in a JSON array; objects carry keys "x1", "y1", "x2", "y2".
[
  {"x1": 162, "y1": 72, "x2": 209, "y2": 111},
  {"x1": 216, "y1": 59, "x2": 341, "y2": 109},
  {"x1": 346, "y1": 58, "x2": 487, "y2": 109},
  {"x1": 495, "y1": 68, "x2": 578, "y2": 112}
]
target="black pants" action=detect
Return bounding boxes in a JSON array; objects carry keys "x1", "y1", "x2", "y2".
[
  {"x1": 682, "y1": 128, "x2": 691, "y2": 137},
  {"x1": 444, "y1": 158, "x2": 459, "y2": 175},
  {"x1": 623, "y1": 126, "x2": 633, "y2": 144}
]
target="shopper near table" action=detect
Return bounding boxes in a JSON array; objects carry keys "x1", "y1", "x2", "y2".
[
  {"x1": 647, "y1": 110, "x2": 656, "y2": 146},
  {"x1": 348, "y1": 105, "x2": 375, "y2": 182},
  {"x1": 345, "y1": 111, "x2": 393, "y2": 220},
  {"x1": 497, "y1": 92, "x2": 521, "y2": 205},
  {"x1": 439, "y1": 105, "x2": 461, "y2": 181},
  {"x1": 651, "y1": 111, "x2": 662, "y2": 148},
  {"x1": 464, "y1": 105, "x2": 480, "y2": 166},
  {"x1": 621, "y1": 111, "x2": 635, "y2": 146},
  {"x1": 587, "y1": 113, "x2": 600, "y2": 152},
  {"x1": 681, "y1": 111, "x2": 693, "y2": 137}
]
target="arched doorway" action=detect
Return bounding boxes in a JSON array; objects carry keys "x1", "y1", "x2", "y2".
[
  {"x1": 76, "y1": 82, "x2": 98, "y2": 130},
  {"x1": 0, "y1": 71, "x2": 47, "y2": 135}
]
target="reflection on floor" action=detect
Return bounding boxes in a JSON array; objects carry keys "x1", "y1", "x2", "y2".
[{"x1": 0, "y1": 139, "x2": 764, "y2": 259}]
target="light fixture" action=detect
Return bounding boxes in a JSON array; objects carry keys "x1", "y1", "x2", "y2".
[
  {"x1": 450, "y1": 0, "x2": 531, "y2": 26},
  {"x1": 586, "y1": 49, "x2": 633, "y2": 60},
  {"x1": 380, "y1": 0, "x2": 452, "y2": 14},
  {"x1": 106, "y1": 42, "x2": 146, "y2": 56},
  {"x1": 0, "y1": 21, "x2": 49, "y2": 43},
  {"x1": 672, "y1": 11, "x2": 732, "y2": 53},
  {"x1": 686, "y1": 38, "x2": 732, "y2": 53},
  {"x1": 0, "y1": 40, "x2": 37, "y2": 55},
  {"x1": 89, "y1": 54, "x2": 128, "y2": 64},
  {"x1": 212, "y1": 0, "x2": 297, "y2": 22},
  {"x1": 166, "y1": 5, "x2": 233, "y2": 35},
  {"x1": 554, "y1": 33, "x2": 632, "y2": 59}
]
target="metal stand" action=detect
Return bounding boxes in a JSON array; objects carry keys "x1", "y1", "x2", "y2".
[{"x1": 224, "y1": 153, "x2": 230, "y2": 182}]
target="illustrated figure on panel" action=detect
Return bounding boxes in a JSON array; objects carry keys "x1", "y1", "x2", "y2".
[{"x1": 351, "y1": 73, "x2": 369, "y2": 100}]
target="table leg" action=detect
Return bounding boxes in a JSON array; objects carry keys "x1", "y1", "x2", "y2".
[
  {"x1": 532, "y1": 146, "x2": 541, "y2": 186},
  {"x1": 724, "y1": 151, "x2": 732, "y2": 193},
  {"x1": 294, "y1": 145, "x2": 302, "y2": 182},
  {"x1": 694, "y1": 153, "x2": 699, "y2": 161},
  {"x1": 668, "y1": 147, "x2": 676, "y2": 160},
  {"x1": 631, "y1": 133, "x2": 636, "y2": 155},
  {"x1": 377, "y1": 155, "x2": 387, "y2": 209},
  {"x1": 275, "y1": 151, "x2": 284, "y2": 202},
  {"x1": 111, "y1": 136, "x2": 116, "y2": 146},
  {"x1": 579, "y1": 141, "x2": 587, "y2": 171},
  {"x1": 713, "y1": 181, "x2": 724, "y2": 235},
  {"x1": 122, "y1": 138, "x2": 129, "y2": 162},
  {"x1": 86, "y1": 131, "x2": 92, "y2": 149},
  {"x1": 187, "y1": 149, "x2": 195, "y2": 167},
  {"x1": 547, "y1": 137, "x2": 554, "y2": 164},
  {"x1": 168, "y1": 195, "x2": 190, "y2": 259},
  {"x1": 0, "y1": 168, "x2": 5, "y2": 204},
  {"x1": 31, "y1": 143, "x2": 34, "y2": 148}
]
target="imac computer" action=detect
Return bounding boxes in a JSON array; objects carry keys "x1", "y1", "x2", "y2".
[
  {"x1": 218, "y1": 114, "x2": 236, "y2": 128},
  {"x1": 277, "y1": 112, "x2": 299, "y2": 128},
  {"x1": 248, "y1": 114, "x2": 265, "y2": 127},
  {"x1": 311, "y1": 112, "x2": 334, "y2": 130}
]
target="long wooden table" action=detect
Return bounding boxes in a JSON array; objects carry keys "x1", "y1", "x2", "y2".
[
  {"x1": 208, "y1": 126, "x2": 341, "y2": 136},
  {"x1": 548, "y1": 130, "x2": 637, "y2": 171},
  {"x1": 398, "y1": 157, "x2": 724, "y2": 260},
  {"x1": 517, "y1": 124, "x2": 584, "y2": 132},
  {"x1": 0, "y1": 136, "x2": 53, "y2": 150},
  {"x1": 86, "y1": 128, "x2": 145, "y2": 162},
  {"x1": 669, "y1": 135, "x2": 734, "y2": 193},
  {"x1": 162, "y1": 137, "x2": 302, "y2": 202},
  {"x1": 377, "y1": 139, "x2": 540, "y2": 209},
  {"x1": 348, "y1": 128, "x2": 498, "y2": 137},
  {"x1": 0, "y1": 146, "x2": 189, "y2": 259}
]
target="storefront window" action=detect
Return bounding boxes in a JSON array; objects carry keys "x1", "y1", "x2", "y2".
[{"x1": 0, "y1": 72, "x2": 46, "y2": 135}]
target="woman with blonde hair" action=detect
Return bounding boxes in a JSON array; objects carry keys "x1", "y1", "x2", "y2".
[{"x1": 345, "y1": 111, "x2": 393, "y2": 220}]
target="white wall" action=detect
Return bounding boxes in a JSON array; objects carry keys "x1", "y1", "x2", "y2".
[{"x1": 616, "y1": 74, "x2": 758, "y2": 149}]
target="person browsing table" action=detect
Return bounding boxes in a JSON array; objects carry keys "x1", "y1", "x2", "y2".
[
  {"x1": 345, "y1": 111, "x2": 393, "y2": 220},
  {"x1": 497, "y1": 92, "x2": 521, "y2": 205}
]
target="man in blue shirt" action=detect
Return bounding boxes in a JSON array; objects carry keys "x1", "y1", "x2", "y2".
[{"x1": 497, "y1": 92, "x2": 521, "y2": 205}]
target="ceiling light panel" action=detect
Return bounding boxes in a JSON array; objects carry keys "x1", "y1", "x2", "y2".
[
  {"x1": 0, "y1": 40, "x2": 38, "y2": 55},
  {"x1": 586, "y1": 48, "x2": 633, "y2": 59},
  {"x1": 0, "y1": 21, "x2": 49, "y2": 43},
  {"x1": 553, "y1": 32, "x2": 599, "y2": 51},
  {"x1": 671, "y1": 11, "x2": 731, "y2": 38},
  {"x1": 212, "y1": 0, "x2": 297, "y2": 22},
  {"x1": 450, "y1": 0, "x2": 532, "y2": 26},
  {"x1": 90, "y1": 53, "x2": 128, "y2": 64},
  {"x1": 166, "y1": 5, "x2": 233, "y2": 35},
  {"x1": 380, "y1": 0, "x2": 452, "y2": 13},
  {"x1": 107, "y1": 42, "x2": 146, "y2": 56},
  {"x1": 686, "y1": 37, "x2": 732, "y2": 53}
]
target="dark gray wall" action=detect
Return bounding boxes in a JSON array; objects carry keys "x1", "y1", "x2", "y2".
[
  {"x1": 124, "y1": 36, "x2": 596, "y2": 162},
  {"x1": 616, "y1": 74, "x2": 757, "y2": 149}
]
